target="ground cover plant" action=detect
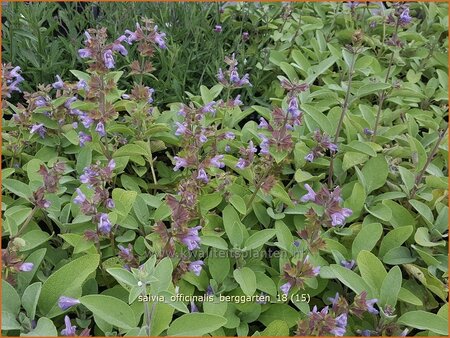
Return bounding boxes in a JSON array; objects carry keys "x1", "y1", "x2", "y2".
[{"x1": 1, "y1": 1, "x2": 449, "y2": 337}]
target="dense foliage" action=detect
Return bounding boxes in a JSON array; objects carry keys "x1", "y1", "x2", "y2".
[{"x1": 2, "y1": 2, "x2": 448, "y2": 337}]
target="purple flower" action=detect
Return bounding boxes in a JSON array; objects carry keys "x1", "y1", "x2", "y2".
[
  {"x1": 301, "y1": 184, "x2": 316, "y2": 202},
  {"x1": 35, "y1": 96, "x2": 47, "y2": 107},
  {"x1": 225, "y1": 145, "x2": 231, "y2": 152},
  {"x1": 103, "y1": 50, "x2": 115, "y2": 69},
  {"x1": 95, "y1": 122, "x2": 106, "y2": 137},
  {"x1": 19, "y1": 262, "x2": 34, "y2": 272},
  {"x1": 10, "y1": 66, "x2": 22, "y2": 79},
  {"x1": 197, "y1": 168, "x2": 209, "y2": 183},
  {"x1": 327, "y1": 142, "x2": 338, "y2": 152},
  {"x1": 78, "y1": 48, "x2": 92, "y2": 58},
  {"x1": 124, "y1": 29, "x2": 138, "y2": 44},
  {"x1": 238, "y1": 73, "x2": 251, "y2": 87},
  {"x1": 304, "y1": 152, "x2": 315, "y2": 162},
  {"x1": 107, "y1": 159, "x2": 116, "y2": 171},
  {"x1": 364, "y1": 128, "x2": 374, "y2": 136},
  {"x1": 113, "y1": 36, "x2": 128, "y2": 56},
  {"x1": 201, "y1": 101, "x2": 216, "y2": 115},
  {"x1": 224, "y1": 131, "x2": 235, "y2": 140},
  {"x1": 188, "y1": 260, "x2": 204, "y2": 276},
  {"x1": 65, "y1": 97, "x2": 77, "y2": 109},
  {"x1": 198, "y1": 131, "x2": 207, "y2": 143},
  {"x1": 73, "y1": 188, "x2": 86, "y2": 205},
  {"x1": 175, "y1": 122, "x2": 188, "y2": 136},
  {"x1": 258, "y1": 117, "x2": 269, "y2": 129},
  {"x1": 72, "y1": 122, "x2": 78, "y2": 129},
  {"x1": 77, "y1": 80, "x2": 88, "y2": 90},
  {"x1": 335, "y1": 313, "x2": 347, "y2": 328},
  {"x1": 106, "y1": 198, "x2": 115, "y2": 209},
  {"x1": 399, "y1": 7, "x2": 412, "y2": 25},
  {"x1": 280, "y1": 282, "x2": 291, "y2": 295},
  {"x1": 328, "y1": 292, "x2": 340, "y2": 306},
  {"x1": 366, "y1": 298, "x2": 378, "y2": 314},
  {"x1": 288, "y1": 96, "x2": 301, "y2": 118},
  {"x1": 259, "y1": 134, "x2": 270, "y2": 155},
  {"x1": 173, "y1": 156, "x2": 188, "y2": 171},
  {"x1": 341, "y1": 259, "x2": 356, "y2": 270},
  {"x1": 52, "y1": 75, "x2": 64, "y2": 89},
  {"x1": 206, "y1": 285, "x2": 214, "y2": 296},
  {"x1": 61, "y1": 316, "x2": 77, "y2": 336},
  {"x1": 232, "y1": 95, "x2": 243, "y2": 106},
  {"x1": 236, "y1": 158, "x2": 247, "y2": 169},
  {"x1": 58, "y1": 296, "x2": 81, "y2": 311},
  {"x1": 210, "y1": 155, "x2": 225, "y2": 168},
  {"x1": 217, "y1": 68, "x2": 225, "y2": 82},
  {"x1": 248, "y1": 140, "x2": 257, "y2": 153},
  {"x1": 181, "y1": 226, "x2": 202, "y2": 251},
  {"x1": 330, "y1": 208, "x2": 352, "y2": 226},
  {"x1": 154, "y1": 26, "x2": 167, "y2": 49},
  {"x1": 312, "y1": 266, "x2": 321, "y2": 276},
  {"x1": 230, "y1": 69, "x2": 240, "y2": 83},
  {"x1": 30, "y1": 124, "x2": 46, "y2": 138},
  {"x1": 330, "y1": 326, "x2": 346, "y2": 337},
  {"x1": 214, "y1": 25, "x2": 222, "y2": 33},
  {"x1": 79, "y1": 113, "x2": 93, "y2": 128},
  {"x1": 98, "y1": 213, "x2": 112, "y2": 234},
  {"x1": 79, "y1": 132, "x2": 92, "y2": 147},
  {"x1": 118, "y1": 244, "x2": 131, "y2": 256},
  {"x1": 190, "y1": 301, "x2": 198, "y2": 313}
]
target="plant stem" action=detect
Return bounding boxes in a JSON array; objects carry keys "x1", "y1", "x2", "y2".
[
  {"x1": 372, "y1": 20, "x2": 400, "y2": 139},
  {"x1": 409, "y1": 125, "x2": 448, "y2": 199},
  {"x1": 12, "y1": 207, "x2": 38, "y2": 239},
  {"x1": 328, "y1": 49, "x2": 358, "y2": 187}
]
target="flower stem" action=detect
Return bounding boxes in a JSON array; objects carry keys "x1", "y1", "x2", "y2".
[
  {"x1": 328, "y1": 49, "x2": 358, "y2": 187},
  {"x1": 12, "y1": 206, "x2": 38, "y2": 239},
  {"x1": 409, "y1": 125, "x2": 448, "y2": 199},
  {"x1": 372, "y1": 20, "x2": 400, "y2": 140}
]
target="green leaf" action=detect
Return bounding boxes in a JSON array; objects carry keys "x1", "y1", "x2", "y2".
[
  {"x1": 352, "y1": 223, "x2": 383, "y2": 258},
  {"x1": 112, "y1": 188, "x2": 137, "y2": 220},
  {"x1": 379, "y1": 226, "x2": 412, "y2": 260},
  {"x1": 2, "y1": 311, "x2": 22, "y2": 330},
  {"x1": 106, "y1": 268, "x2": 138, "y2": 287},
  {"x1": 230, "y1": 194, "x2": 247, "y2": 215},
  {"x1": 80, "y1": 295, "x2": 136, "y2": 330},
  {"x1": 302, "y1": 104, "x2": 333, "y2": 136},
  {"x1": 398, "y1": 287, "x2": 423, "y2": 306},
  {"x1": 233, "y1": 267, "x2": 257, "y2": 296},
  {"x1": 270, "y1": 183, "x2": 294, "y2": 207},
  {"x1": 261, "y1": 320, "x2": 290, "y2": 336},
  {"x1": 357, "y1": 82, "x2": 391, "y2": 97},
  {"x1": 408, "y1": 135, "x2": 427, "y2": 173},
  {"x1": 258, "y1": 303, "x2": 300, "y2": 328},
  {"x1": 342, "y1": 141, "x2": 377, "y2": 157},
  {"x1": 222, "y1": 205, "x2": 245, "y2": 248},
  {"x1": 409, "y1": 199, "x2": 434, "y2": 226},
  {"x1": 379, "y1": 266, "x2": 402, "y2": 308},
  {"x1": 21, "y1": 317, "x2": 57, "y2": 336},
  {"x1": 2, "y1": 280, "x2": 21, "y2": 315},
  {"x1": 38, "y1": 254, "x2": 99, "y2": 317},
  {"x1": 360, "y1": 156, "x2": 388, "y2": 194},
  {"x1": 201, "y1": 236, "x2": 228, "y2": 250},
  {"x1": 329, "y1": 264, "x2": 372, "y2": 296},
  {"x1": 167, "y1": 313, "x2": 227, "y2": 336},
  {"x1": 244, "y1": 229, "x2": 276, "y2": 251},
  {"x1": 22, "y1": 282, "x2": 42, "y2": 320},
  {"x1": 208, "y1": 255, "x2": 230, "y2": 284},
  {"x1": 2, "y1": 179, "x2": 32, "y2": 200},
  {"x1": 414, "y1": 227, "x2": 446, "y2": 247},
  {"x1": 357, "y1": 250, "x2": 387, "y2": 296},
  {"x1": 398, "y1": 311, "x2": 448, "y2": 335}
]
